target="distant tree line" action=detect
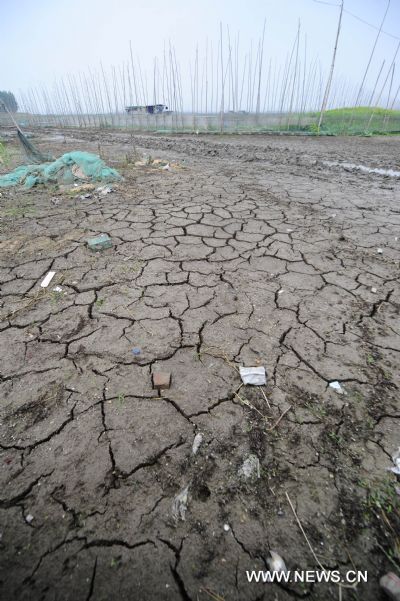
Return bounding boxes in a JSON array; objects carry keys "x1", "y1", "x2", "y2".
[{"x1": 0, "y1": 91, "x2": 18, "y2": 112}]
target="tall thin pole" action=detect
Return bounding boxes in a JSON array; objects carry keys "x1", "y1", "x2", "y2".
[
  {"x1": 256, "y1": 19, "x2": 266, "y2": 115},
  {"x1": 317, "y1": 0, "x2": 343, "y2": 130},
  {"x1": 220, "y1": 22, "x2": 224, "y2": 131},
  {"x1": 349, "y1": 0, "x2": 390, "y2": 125}
]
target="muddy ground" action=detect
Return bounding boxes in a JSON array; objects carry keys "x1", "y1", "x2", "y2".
[{"x1": 0, "y1": 130, "x2": 399, "y2": 601}]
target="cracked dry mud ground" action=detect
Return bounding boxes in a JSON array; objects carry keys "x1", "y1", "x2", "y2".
[{"x1": 0, "y1": 131, "x2": 399, "y2": 601}]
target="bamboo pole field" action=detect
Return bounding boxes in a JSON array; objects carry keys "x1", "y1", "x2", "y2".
[{"x1": 7, "y1": 17, "x2": 400, "y2": 136}]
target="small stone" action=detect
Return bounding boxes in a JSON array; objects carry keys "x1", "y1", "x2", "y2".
[
  {"x1": 223, "y1": 524, "x2": 230, "y2": 532},
  {"x1": 238, "y1": 454, "x2": 261, "y2": 479},
  {"x1": 152, "y1": 371, "x2": 171, "y2": 390},
  {"x1": 25, "y1": 514, "x2": 34, "y2": 524},
  {"x1": 377, "y1": 248, "x2": 383, "y2": 254},
  {"x1": 371, "y1": 287, "x2": 377, "y2": 294}
]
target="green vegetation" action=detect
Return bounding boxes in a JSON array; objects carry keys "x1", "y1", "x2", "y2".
[
  {"x1": 0, "y1": 201, "x2": 36, "y2": 218},
  {"x1": 0, "y1": 140, "x2": 10, "y2": 166},
  {"x1": 361, "y1": 477, "x2": 400, "y2": 565},
  {"x1": 50, "y1": 289, "x2": 63, "y2": 304},
  {"x1": 304, "y1": 401, "x2": 327, "y2": 419},
  {"x1": 308, "y1": 106, "x2": 400, "y2": 136},
  {"x1": 0, "y1": 91, "x2": 18, "y2": 113}
]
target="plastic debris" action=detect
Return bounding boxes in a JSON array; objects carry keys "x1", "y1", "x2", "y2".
[
  {"x1": 96, "y1": 185, "x2": 113, "y2": 195},
  {"x1": 162, "y1": 163, "x2": 170, "y2": 171},
  {"x1": 377, "y1": 248, "x2": 383, "y2": 254},
  {"x1": 239, "y1": 366, "x2": 266, "y2": 386},
  {"x1": 73, "y1": 183, "x2": 95, "y2": 194},
  {"x1": 87, "y1": 234, "x2": 112, "y2": 251},
  {"x1": 80, "y1": 193, "x2": 92, "y2": 200},
  {"x1": 52, "y1": 286, "x2": 63, "y2": 293},
  {"x1": 25, "y1": 514, "x2": 34, "y2": 524},
  {"x1": 387, "y1": 448, "x2": 400, "y2": 476},
  {"x1": 192, "y1": 433, "x2": 203, "y2": 455},
  {"x1": 132, "y1": 347, "x2": 141, "y2": 356},
  {"x1": 238, "y1": 454, "x2": 260, "y2": 479},
  {"x1": 267, "y1": 551, "x2": 288, "y2": 575},
  {"x1": 172, "y1": 486, "x2": 189, "y2": 521},
  {"x1": 380, "y1": 572, "x2": 400, "y2": 601},
  {"x1": 329, "y1": 381, "x2": 346, "y2": 395},
  {"x1": 223, "y1": 524, "x2": 230, "y2": 532},
  {"x1": 40, "y1": 271, "x2": 55, "y2": 288}
]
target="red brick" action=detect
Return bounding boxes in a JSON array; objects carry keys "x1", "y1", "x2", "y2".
[{"x1": 152, "y1": 371, "x2": 171, "y2": 390}]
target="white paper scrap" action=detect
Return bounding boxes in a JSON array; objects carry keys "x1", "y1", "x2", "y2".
[
  {"x1": 329, "y1": 381, "x2": 346, "y2": 395},
  {"x1": 40, "y1": 272, "x2": 56, "y2": 288},
  {"x1": 239, "y1": 366, "x2": 266, "y2": 386}
]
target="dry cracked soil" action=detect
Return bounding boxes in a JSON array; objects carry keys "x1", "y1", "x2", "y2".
[{"x1": 0, "y1": 130, "x2": 399, "y2": 601}]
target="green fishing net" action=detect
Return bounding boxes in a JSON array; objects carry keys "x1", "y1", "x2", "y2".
[{"x1": 0, "y1": 151, "x2": 121, "y2": 188}]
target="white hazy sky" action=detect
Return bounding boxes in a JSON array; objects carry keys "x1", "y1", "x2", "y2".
[{"x1": 1, "y1": 0, "x2": 400, "y2": 107}]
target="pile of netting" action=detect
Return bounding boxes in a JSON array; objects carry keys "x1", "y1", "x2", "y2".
[{"x1": 0, "y1": 151, "x2": 121, "y2": 188}]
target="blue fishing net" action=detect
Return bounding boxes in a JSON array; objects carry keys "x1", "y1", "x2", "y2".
[{"x1": 0, "y1": 151, "x2": 121, "y2": 188}]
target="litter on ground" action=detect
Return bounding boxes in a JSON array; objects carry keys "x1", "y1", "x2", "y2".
[
  {"x1": 267, "y1": 551, "x2": 288, "y2": 574},
  {"x1": 172, "y1": 486, "x2": 189, "y2": 521},
  {"x1": 192, "y1": 433, "x2": 203, "y2": 455},
  {"x1": 329, "y1": 381, "x2": 346, "y2": 395},
  {"x1": 96, "y1": 185, "x2": 113, "y2": 195},
  {"x1": 380, "y1": 572, "x2": 400, "y2": 601},
  {"x1": 40, "y1": 271, "x2": 55, "y2": 288},
  {"x1": 87, "y1": 234, "x2": 113, "y2": 251},
  {"x1": 239, "y1": 366, "x2": 267, "y2": 385},
  {"x1": 387, "y1": 448, "x2": 400, "y2": 476}
]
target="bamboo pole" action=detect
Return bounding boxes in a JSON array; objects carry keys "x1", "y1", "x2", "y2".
[
  {"x1": 317, "y1": 0, "x2": 343, "y2": 131},
  {"x1": 287, "y1": 21, "x2": 301, "y2": 129},
  {"x1": 349, "y1": 0, "x2": 391, "y2": 125},
  {"x1": 256, "y1": 19, "x2": 266, "y2": 115}
]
